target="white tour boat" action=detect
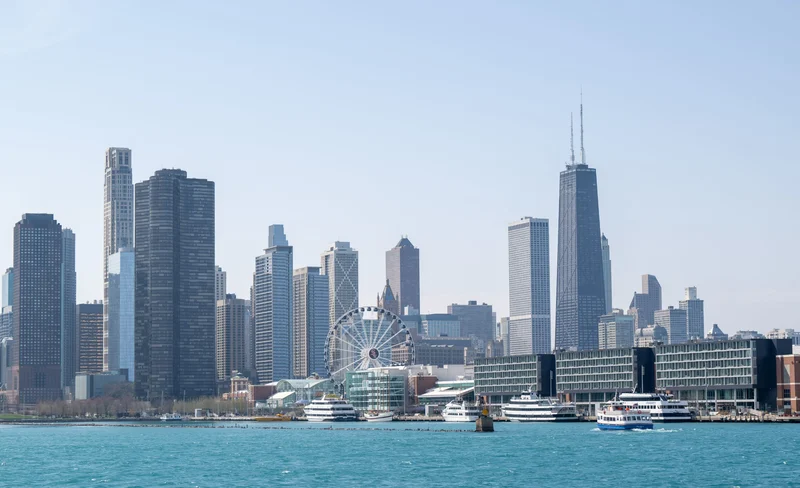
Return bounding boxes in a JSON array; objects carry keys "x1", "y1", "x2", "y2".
[
  {"x1": 618, "y1": 392, "x2": 692, "y2": 422},
  {"x1": 442, "y1": 400, "x2": 481, "y2": 422},
  {"x1": 597, "y1": 400, "x2": 653, "y2": 431},
  {"x1": 364, "y1": 411, "x2": 394, "y2": 422},
  {"x1": 160, "y1": 413, "x2": 184, "y2": 422},
  {"x1": 304, "y1": 397, "x2": 358, "y2": 422},
  {"x1": 502, "y1": 392, "x2": 579, "y2": 422}
]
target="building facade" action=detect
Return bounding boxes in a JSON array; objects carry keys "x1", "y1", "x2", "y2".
[
  {"x1": 507, "y1": 217, "x2": 551, "y2": 355},
  {"x1": 215, "y1": 266, "x2": 227, "y2": 301},
  {"x1": 134, "y1": 169, "x2": 216, "y2": 399},
  {"x1": 555, "y1": 113, "x2": 605, "y2": 351},
  {"x1": 598, "y1": 309, "x2": 634, "y2": 350},
  {"x1": 601, "y1": 233, "x2": 612, "y2": 313},
  {"x1": 777, "y1": 354, "x2": 800, "y2": 413},
  {"x1": 385, "y1": 237, "x2": 420, "y2": 315},
  {"x1": 321, "y1": 241, "x2": 359, "y2": 328},
  {"x1": 216, "y1": 294, "x2": 247, "y2": 382},
  {"x1": 420, "y1": 314, "x2": 461, "y2": 338},
  {"x1": 12, "y1": 214, "x2": 65, "y2": 405},
  {"x1": 474, "y1": 354, "x2": 556, "y2": 404},
  {"x1": 634, "y1": 325, "x2": 668, "y2": 347},
  {"x1": 655, "y1": 339, "x2": 792, "y2": 411},
  {"x1": 655, "y1": 307, "x2": 688, "y2": 345},
  {"x1": 61, "y1": 229, "x2": 77, "y2": 391},
  {"x1": 292, "y1": 267, "x2": 329, "y2": 379},
  {"x1": 679, "y1": 287, "x2": 705, "y2": 341},
  {"x1": 765, "y1": 328, "x2": 800, "y2": 346},
  {"x1": 556, "y1": 347, "x2": 656, "y2": 413},
  {"x1": 377, "y1": 280, "x2": 399, "y2": 316},
  {"x1": 0, "y1": 268, "x2": 13, "y2": 339},
  {"x1": 628, "y1": 274, "x2": 662, "y2": 328},
  {"x1": 253, "y1": 225, "x2": 293, "y2": 383},
  {"x1": 346, "y1": 368, "x2": 408, "y2": 412},
  {"x1": 105, "y1": 249, "x2": 134, "y2": 380},
  {"x1": 447, "y1": 301, "x2": 494, "y2": 342},
  {"x1": 77, "y1": 302, "x2": 104, "y2": 374}
]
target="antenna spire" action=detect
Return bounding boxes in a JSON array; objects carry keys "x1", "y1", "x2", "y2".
[
  {"x1": 580, "y1": 90, "x2": 586, "y2": 165},
  {"x1": 570, "y1": 113, "x2": 575, "y2": 165}
]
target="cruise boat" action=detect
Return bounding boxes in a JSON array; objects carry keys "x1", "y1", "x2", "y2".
[
  {"x1": 618, "y1": 392, "x2": 692, "y2": 422},
  {"x1": 304, "y1": 397, "x2": 357, "y2": 422},
  {"x1": 160, "y1": 413, "x2": 184, "y2": 422},
  {"x1": 442, "y1": 400, "x2": 481, "y2": 422},
  {"x1": 364, "y1": 411, "x2": 394, "y2": 422},
  {"x1": 597, "y1": 401, "x2": 653, "y2": 430},
  {"x1": 502, "y1": 392, "x2": 579, "y2": 422}
]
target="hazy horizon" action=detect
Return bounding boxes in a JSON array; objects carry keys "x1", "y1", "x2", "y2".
[{"x1": 1, "y1": 1, "x2": 798, "y2": 335}]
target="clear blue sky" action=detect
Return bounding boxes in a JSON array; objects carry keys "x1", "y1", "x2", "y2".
[{"x1": 1, "y1": 1, "x2": 798, "y2": 335}]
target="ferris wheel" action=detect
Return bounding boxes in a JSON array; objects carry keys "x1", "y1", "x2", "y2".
[{"x1": 324, "y1": 307, "x2": 415, "y2": 385}]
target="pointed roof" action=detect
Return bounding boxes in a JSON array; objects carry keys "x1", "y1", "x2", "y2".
[
  {"x1": 395, "y1": 236, "x2": 414, "y2": 249},
  {"x1": 381, "y1": 279, "x2": 396, "y2": 302}
]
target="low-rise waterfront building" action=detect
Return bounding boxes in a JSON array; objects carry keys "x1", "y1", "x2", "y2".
[
  {"x1": 655, "y1": 339, "x2": 791, "y2": 411},
  {"x1": 474, "y1": 354, "x2": 556, "y2": 404},
  {"x1": 346, "y1": 368, "x2": 408, "y2": 412},
  {"x1": 556, "y1": 347, "x2": 656, "y2": 414},
  {"x1": 74, "y1": 372, "x2": 128, "y2": 400},
  {"x1": 777, "y1": 354, "x2": 800, "y2": 414}
]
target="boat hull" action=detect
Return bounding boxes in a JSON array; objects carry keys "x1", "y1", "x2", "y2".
[
  {"x1": 306, "y1": 416, "x2": 358, "y2": 422},
  {"x1": 597, "y1": 422, "x2": 653, "y2": 430},
  {"x1": 365, "y1": 413, "x2": 394, "y2": 422},
  {"x1": 507, "y1": 416, "x2": 581, "y2": 422},
  {"x1": 443, "y1": 415, "x2": 479, "y2": 422}
]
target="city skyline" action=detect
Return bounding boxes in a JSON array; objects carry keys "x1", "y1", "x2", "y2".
[{"x1": 0, "y1": 3, "x2": 797, "y2": 336}]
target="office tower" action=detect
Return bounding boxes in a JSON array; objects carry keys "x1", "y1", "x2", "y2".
[
  {"x1": 215, "y1": 266, "x2": 227, "y2": 301},
  {"x1": 498, "y1": 317, "x2": 511, "y2": 356},
  {"x1": 216, "y1": 294, "x2": 247, "y2": 381},
  {"x1": 253, "y1": 225, "x2": 293, "y2": 383},
  {"x1": 655, "y1": 306, "x2": 688, "y2": 345},
  {"x1": 61, "y1": 229, "x2": 77, "y2": 391},
  {"x1": 103, "y1": 148, "x2": 133, "y2": 376},
  {"x1": 448, "y1": 301, "x2": 494, "y2": 342},
  {"x1": 679, "y1": 287, "x2": 705, "y2": 341},
  {"x1": 507, "y1": 217, "x2": 551, "y2": 355},
  {"x1": 292, "y1": 267, "x2": 329, "y2": 378},
  {"x1": 105, "y1": 249, "x2": 134, "y2": 380},
  {"x1": 555, "y1": 105, "x2": 606, "y2": 351},
  {"x1": 385, "y1": 237, "x2": 420, "y2": 313},
  {"x1": 420, "y1": 314, "x2": 461, "y2": 337},
  {"x1": 12, "y1": 214, "x2": 64, "y2": 405},
  {"x1": 77, "y1": 301, "x2": 104, "y2": 374},
  {"x1": 321, "y1": 241, "x2": 359, "y2": 327},
  {"x1": 244, "y1": 293, "x2": 254, "y2": 376},
  {"x1": 134, "y1": 169, "x2": 215, "y2": 399},
  {"x1": 0, "y1": 268, "x2": 13, "y2": 339},
  {"x1": 598, "y1": 309, "x2": 634, "y2": 349},
  {"x1": 377, "y1": 280, "x2": 399, "y2": 315},
  {"x1": 601, "y1": 233, "x2": 612, "y2": 313},
  {"x1": 0, "y1": 338, "x2": 12, "y2": 389},
  {"x1": 628, "y1": 274, "x2": 662, "y2": 328}
]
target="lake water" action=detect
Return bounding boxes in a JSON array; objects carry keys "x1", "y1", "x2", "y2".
[{"x1": 0, "y1": 421, "x2": 798, "y2": 487}]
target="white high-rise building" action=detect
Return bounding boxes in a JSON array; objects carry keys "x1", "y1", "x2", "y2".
[
  {"x1": 215, "y1": 266, "x2": 227, "y2": 301},
  {"x1": 253, "y1": 225, "x2": 293, "y2": 383},
  {"x1": 321, "y1": 241, "x2": 359, "y2": 328},
  {"x1": 103, "y1": 147, "x2": 132, "y2": 376},
  {"x1": 508, "y1": 217, "x2": 551, "y2": 355},
  {"x1": 601, "y1": 233, "x2": 612, "y2": 313}
]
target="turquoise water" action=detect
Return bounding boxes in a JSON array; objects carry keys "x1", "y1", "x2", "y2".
[{"x1": 1, "y1": 421, "x2": 799, "y2": 487}]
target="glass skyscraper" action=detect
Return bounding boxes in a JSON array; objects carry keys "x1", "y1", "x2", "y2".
[
  {"x1": 321, "y1": 241, "x2": 359, "y2": 328},
  {"x1": 0, "y1": 268, "x2": 13, "y2": 340},
  {"x1": 61, "y1": 229, "x2": 77, "y2": 391},
  {"x1": 555, "y1": 109, "x2": 606, "y2": 351},
  {"x1": 292, "y1": 267, "x2": 329, "y2": 378},
  {"x1": 134, "y1": 169, "x2": 215, "y2": 399},
  {"x1": 106, "y1": 249, "x2": 134, "y2": 380},
  {"x1": 385, "y1": 237, "x2": 420, "y2": 314},
  {"x1": 508, "y1": 217, "x2": 551, "y2": 355}
]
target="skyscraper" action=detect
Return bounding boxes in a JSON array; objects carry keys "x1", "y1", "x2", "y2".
[
  {"x1": 105, "y1": 249, "x2": 134, "y2": 380},
  {"x1": 0, "y1": 268, "x2": 13, "y2": 339},
  {"x1": 507, "y1": 217, "x2": 551, "y2": 355},
  {"x1": 12, "y1": 214, "x2": 64, "y2": 405},
  {"x1": 253, "y1": 225, "x2": 293, "y2": 383},
  {"x1": 215, "y1": 266, "x2": 227, "y2": 301},
  {"x1": 61, "y1": 229, "x2": 77, "y2": 391},
  {"x1": 598, "y1": 309, "x2": 634, "y2": 349},
  {"x1": 104, "y1": 148, "x2": 133, "y2": 378},
  {"x1": 655, "y1": 306, "x2": 688, "y2": 345},
  {"x1": 601, "y1": 233, "x2": 612, "y2": 313},
  {"x1": 216, "y1": 294, "x2": 247, "y2": 381},
  {"x1": 385, "y1": 237, "x2": 420, "y2": 314},
  {"x1": 377, "y1": 279, "x2": 399, "y2": 315},
  {"x1": 679, "y1": 287, "x2": 705, "y2": 341},
  {"x1": 321, "y1": 242, "x2": 359, "y2": 327},
  {"x1": 292, "y1": 267, "x2": 329, "y2": 378},
  {"x1": 555, "y1": 106, "x2": 606, "y2": 351},
  {"x1": 244, "y1": 296, "x2": 254, "y2": 378},
  {"x1": 134, "y1": 169, "x2": 215, "y2": 399},
  {"x1": 447, "y1": 301, "x2": 494, "y2": 342},
  {"x1": 77, "y1": 301, "x2": 104, "y2": 374},
  {"x1": 628, "y1": 274, "x2": 662, "y2": 328}
]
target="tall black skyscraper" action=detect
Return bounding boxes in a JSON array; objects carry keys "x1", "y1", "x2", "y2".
[
  {"x1": 11, "y1": 214, "x2": 65, "y2": 405},
  {"x1": 135, "y1": 169, "x2": 215, "y2": 399},
  {"x1": 385, "y1": 237, "x2": 420, "y2": 314},
  {"x1": 555, "y1": 105, "x2": 606, "y2": 351}
]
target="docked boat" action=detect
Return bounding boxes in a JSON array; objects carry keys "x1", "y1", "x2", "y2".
[
  {"x1": 160, "y1": 413, "x2": 184, "y2": 422},
  {"x1": 442, "y1": 400, "x2": 481, "y2": 422},
  {"x1": 618, "y1": 392, "x2": 692, "y2": 422},
  {"x1": 597, "y1": 401, "x2": 653, "y2": 430},
  {"x1": 502, "y1": 392, "x2": 579, "y2": 422},
  {"x1": 253, "y1": 414, "x2": 292, "y2": 422},
  {"x1": 364, "y1": 411, "x2": 394, "y2": 422},
  {"x1": 304, "y1": 397, "x2": 357, "y2": 422}
]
